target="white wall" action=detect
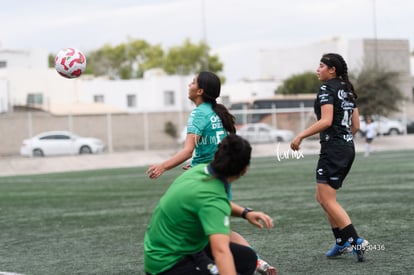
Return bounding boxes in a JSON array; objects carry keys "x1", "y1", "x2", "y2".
[
  {"x1": 0, "y1": 79, "x2": 9, "y2": 112},
  {"x1": 3, "y1": 68, "x2": 80, "y2": 107},
  {"x1": 79, "y1": 74, "x2": 194, "y2": 113},
  {"x1": 0, "y1": 48, "x2": 48, "y2": 69},
  {"x1": 221, "y1": 79, "x2": 282, "y2": 104}
]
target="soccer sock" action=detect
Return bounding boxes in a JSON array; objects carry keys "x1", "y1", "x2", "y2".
[
  {"x1": 340, "y1": 224, "x2": 359, "y2": 245},
  {"x1": 331, "y1": 227, "x2": 341, "y2": 244},
  {"x1": 332, "y1": 227, "x2": 347, "y2": 245}
]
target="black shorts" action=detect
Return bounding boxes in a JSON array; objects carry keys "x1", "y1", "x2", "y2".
[
  {"x1": 365, "y1": 138, "x2": 374, "y2": 143},
  {"x1": 146, "y1": 242, "x2": 256, "y2": 275},
  {"x1": 316, "y1": 142, "x2": 355, "y2": 190}
]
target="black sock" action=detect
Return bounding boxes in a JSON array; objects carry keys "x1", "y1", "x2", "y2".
[
  {"x1": 331, "y1": 227, "x2": 343, "y2": 244},
  {"x1": 340, "y1": 224, "x2": 359, "y2": 245}
]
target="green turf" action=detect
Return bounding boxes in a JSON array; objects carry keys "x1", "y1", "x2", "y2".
[{"x1": 0, "y1": 150, "x2": 413, "y2": 274}]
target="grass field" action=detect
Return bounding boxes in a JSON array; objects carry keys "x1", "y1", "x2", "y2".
[{"x1": 0, "y1": 150, "x2": 413, "y2": 275}]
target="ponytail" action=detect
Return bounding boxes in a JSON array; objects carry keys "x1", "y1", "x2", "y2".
[
  {"x1": 213, "y1": 104, "x2": 236, "y2": 134},
  {"x1": 197, "y1": 71, "x2": 236, "y2": 134}
]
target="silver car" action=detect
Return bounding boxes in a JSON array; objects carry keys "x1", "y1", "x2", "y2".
[
  {"x1": 237, "y1": 123, "x2": 294, "y2": 143},
  {"x1": 20, "y1": 131, "x2": 105, "y2": 157},
  {"x1": 359, "y1": 115, "x2": 406, "y2": 136}
]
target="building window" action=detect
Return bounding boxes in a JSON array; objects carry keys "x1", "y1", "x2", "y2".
[
  {"x1": 127, "y1": 94, "x2": 136, "y2": 107},
  {"x1": 0, "y1": 61, "x2": 7, "y2": 68},
  {"x1": 27, "y1": 93, "x2": 43, "y2": 105},
  {"x1": 94, "y1": 95, "x2": 104, "y2": 103},
  {"x1": 164, "y1": 91, "x2": 175, "y2": 106}
]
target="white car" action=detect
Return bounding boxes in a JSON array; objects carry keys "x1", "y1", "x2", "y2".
[
  {"x1": 359, "y1": 115, "x2": 405, "y2": 136},
  {"x1": 237, "y1": 123, "x2": 295, "y2": 143},
  {"x1": 20, "y1": 131, "x2": 105, "y2": 157}
]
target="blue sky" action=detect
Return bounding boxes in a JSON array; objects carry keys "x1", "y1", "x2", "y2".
[{"x1": 1, "y1": 0, "x2": 413, "y2": 82}]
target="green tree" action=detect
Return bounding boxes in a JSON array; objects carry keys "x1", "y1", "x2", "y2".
[
  {"x1": 48, "y1": 53, "x2": 55, "y2": 68},
  {"x1": 163, "y1": 39, "x2": 223, "y2": 76},
  {"x1": 86, "y1": 39, "x2": 162, "y2": 79},
  {"x1": 276, "y1": 71, "x2": 320, "y2": 94},
  {"x1": 351, "y1": 64, "x2": 405, "y2": 117}
]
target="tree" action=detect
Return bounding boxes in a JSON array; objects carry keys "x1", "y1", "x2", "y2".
[
  {"x1": 276, "y1": 71, "x2": 320, "y2": 95},
  {"x1": 85, "y1": 39, "x2": 163, "y2": 79},
  {"x1": 351, "y1": 64, "x2": 405, "y2": 117},
  {"x1": 163, "y1": 39, "x2": 223, "y2": 76}
]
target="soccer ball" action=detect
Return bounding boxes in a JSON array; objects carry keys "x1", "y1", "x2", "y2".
[{"x1": 54, "y1": 48, "x2": 86, "y2": 78}]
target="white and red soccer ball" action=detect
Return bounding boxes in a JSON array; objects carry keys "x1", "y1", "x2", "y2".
[{"x1": 54, "y1": 48, "x2": 86, "y2": 78}]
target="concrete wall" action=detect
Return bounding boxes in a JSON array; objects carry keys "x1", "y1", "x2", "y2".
[{"x1": 0, "y1": 111, "x2": 190, "y2": 156}]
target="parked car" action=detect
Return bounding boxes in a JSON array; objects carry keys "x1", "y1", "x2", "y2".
[
  {"x1": 237, "y1": 123, "x2": 295, "y2": 143},
  {"x1": 359, "y1": 115, "x2": 406, "y2": 136},
  {"x1": 406, "y1": 120, "x2": 414, "y2": 134},
  {"x1": 20, "y1": 131, "x2": 105, "y2": 157}
]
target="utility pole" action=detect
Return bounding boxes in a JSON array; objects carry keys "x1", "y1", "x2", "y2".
[
  {"x1": 201, "y1": 0, "x2": 209, "y2": 70},
  {"x1": 373, "y1": 0, "x2": 378, "y2": 68}
]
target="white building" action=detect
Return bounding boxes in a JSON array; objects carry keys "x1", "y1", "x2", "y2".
[{"x1": 0, "y1": 48, "x2": 48, "y2": 113}]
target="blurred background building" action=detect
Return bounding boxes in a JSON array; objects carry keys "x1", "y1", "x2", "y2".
[{"x1": 0, "y1": 37, "x2": 412, "y2": 156}]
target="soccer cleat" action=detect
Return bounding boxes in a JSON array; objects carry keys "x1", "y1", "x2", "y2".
[
  {"x1": 325, "y1": 242, "x2": 353, "y2": 258},
  {"x1": 353, "y1": 238, "x2": 369, "y2": 262},
  {"x1": 256, "y1": 259, "x2": 277, "y2": 275}
]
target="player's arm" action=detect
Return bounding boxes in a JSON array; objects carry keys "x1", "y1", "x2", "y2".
[
  {"x1": 146, "y1": 133, "x2": 198, "y2": 179},
  {"x1": 351, "y1": 107, "x2": 360, "y2": 135},
  {"x1": 209, "y1": 233, "x2": 236, "y2": 275},
  {"x1": 290, "y1": 104, "x2": 333, "y2": 150}
]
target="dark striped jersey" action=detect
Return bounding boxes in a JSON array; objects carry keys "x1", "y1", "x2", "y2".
[{"x1": 314, "y1": 78, "x2": 357, "y2": 145}]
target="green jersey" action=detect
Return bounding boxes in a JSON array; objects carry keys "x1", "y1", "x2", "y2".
[
  {"x1": 187, "y1": 102, "x2": 227, "y2": 166},
  {"x1": 144, "y1": 164, "x2": 231, "y2": 274}
]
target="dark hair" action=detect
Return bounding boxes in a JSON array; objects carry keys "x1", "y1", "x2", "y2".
[
  {"x1": 321, "y1": 53, "x2": 358, "y2": 99},
  {"x1": 197, "y1": 71, "x2": 236, "y2": 134},
  {"x1": 210, "y1": 134, "x2": 251, "y2": 178}
]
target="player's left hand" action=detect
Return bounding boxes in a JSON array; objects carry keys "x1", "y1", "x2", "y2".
[
  {"x1": 245, "y1": 211, "x2": 274, "y2": 229},
  {"x1": 146, "y1": 164, "x2": 165, "y2": 179},
  {"x1": 290, "y1": 135, "x2": 303, "y2": 151}
]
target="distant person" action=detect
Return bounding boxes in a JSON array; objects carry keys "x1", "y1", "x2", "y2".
[
  {"x1": 146, "y1": 71, "x2": 276, "y2": 274},
  {"x1": 290, "y1": 53, "x2": 369, "y2": 262},
  {"x1": 144, "y1": 134, "x2": 274, "y2": 275},
  {"x1": 364, "y1": 117, "x2": 377, "y2": 157}
]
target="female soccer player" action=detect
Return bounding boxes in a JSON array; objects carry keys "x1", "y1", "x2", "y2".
[
  {"x1": 146, "y1": 71, "x2": 276, "y2": 274},
  {"x1": 146, "y1": 71, "x2": 235, "y2": 178},
  {"x1": 364, "y1": 117, "x2": 377, "y2": 157},
  {"x1": 290, "y1": 53, "x2": 369, "y2": 262},
  {"x1": 144, "y1": 134, "x2": 274, "y2": 275}
]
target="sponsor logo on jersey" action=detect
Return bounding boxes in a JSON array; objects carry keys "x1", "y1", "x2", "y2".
[
  {"x1": 337, "y1": 89, "x2": 348, "y2": 100},
  {"x1": 224, "y1": 216, "x2": 230, "y2": 226}
]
